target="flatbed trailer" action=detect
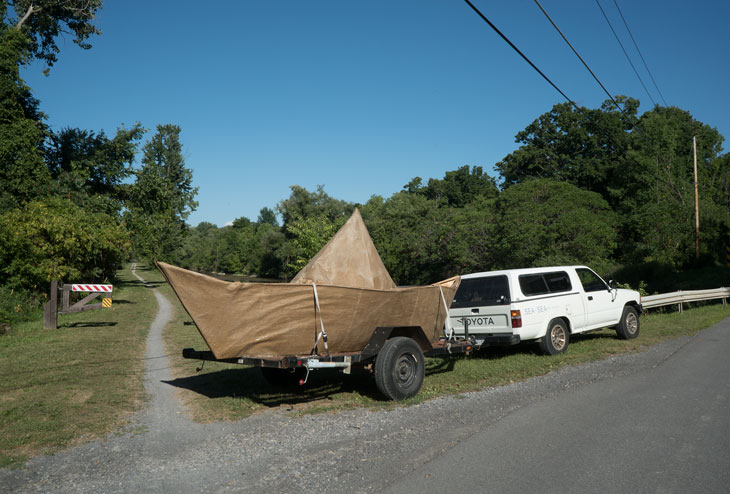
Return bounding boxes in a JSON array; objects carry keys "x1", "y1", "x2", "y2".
[{"x1": 182, "y1": 326, "x2": 474, "y2": 401}]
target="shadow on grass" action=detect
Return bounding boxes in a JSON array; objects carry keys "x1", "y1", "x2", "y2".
[
  {"x1": 65, "y1": 321, "x2": 118, "y2": 328},
  {"x1": 163, "y1": 366, "x2": 384, "y2": 406},
  {"x1": 116, "y1": 279, "x2": 166, "y2": 289}
]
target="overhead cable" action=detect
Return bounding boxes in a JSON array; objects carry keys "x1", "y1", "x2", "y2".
[
  {"x1": 461, "y1": 0, "x2": 579, "y2": 110},
  {"x1": 611, "y1": 0, "x2": 667, "y2": 105},
  {"x1": 594, "y1": 0, "x2": 657, "y2": 106},
  {"x1": 532, "y1": 0, "x2": 633, "y2": 122}
]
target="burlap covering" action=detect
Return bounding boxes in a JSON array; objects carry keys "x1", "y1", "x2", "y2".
[
  {"x1": 157, "y1": 210, "x2": 459, "y2": 359},
  {"x1": 291, "y1": 209, "x2": 396, "y2": 290}
]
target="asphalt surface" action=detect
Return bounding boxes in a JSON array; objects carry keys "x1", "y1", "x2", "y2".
[{"x1": 2, "y1": 275, "x2": 729, "y2": 493}]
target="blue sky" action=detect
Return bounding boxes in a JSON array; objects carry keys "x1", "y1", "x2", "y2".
[{"x1": 22, "y1": 0, "x2": 730, "y2": 227}]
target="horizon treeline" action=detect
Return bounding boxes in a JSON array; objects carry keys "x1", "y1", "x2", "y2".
[{"x1": 175, "y1": 96, "x2": 730, "y2": 289}]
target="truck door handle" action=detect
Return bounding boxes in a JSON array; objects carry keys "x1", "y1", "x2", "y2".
[
  {"x1": 471, "y1": 308, "x2": 479, "y2": 313},
  {"x1": 588, "y1": 296, "x2": 593, "y2": 301}
]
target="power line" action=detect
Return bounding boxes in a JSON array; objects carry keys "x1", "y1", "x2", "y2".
[
  {"x1": 611, "y1": 0, "x2": 667, "y2": 106},
  {"x1": 461, "y1": 0, "x2": 578, "y2": 110},
  {"x1": 594, "y1": 0, "x2": 657, "y2": 107},
  {"x1": 532, "y1": 0, "x2": 633, "y2": 123}
]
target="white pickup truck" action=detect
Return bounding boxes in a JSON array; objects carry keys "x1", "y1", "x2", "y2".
[{"x1": 448, "y1": 266, "x2": 642, "y2": 354}]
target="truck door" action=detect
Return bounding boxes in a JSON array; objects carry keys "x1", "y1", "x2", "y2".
[
  {"x1": 576, "y1": 268, "x2": 616, "y2": 328},
  {"x1": 449, "y1": 275, "x2": 512, "y2": 336}
]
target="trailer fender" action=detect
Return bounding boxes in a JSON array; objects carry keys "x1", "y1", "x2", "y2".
[{"x1": 361, "y1": 326, "x2": 431, "y2": 358}]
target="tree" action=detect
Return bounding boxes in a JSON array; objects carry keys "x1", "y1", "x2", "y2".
[
  {"x1": 45, "y1": 124, "x2": 145, "y2": 215},
  {"x1": 257, "y1": 207, "x2": 278, "y2": 227},
  {"x1": 619, "y1": 106, "x2": 729, "y2": 266},
  {"x1": 406, "y1": 165, "x2": 499, "y2": 207},
  {"x1": 362, "y1": 192, "x2": 453, "y2": 285},
  {"x1": 3, "y1": 0, "x2": 102, "y2": 71},
  {"x1": 0, "y1": 21, "x2": 49, "y2": 210},
  {"x1": 495, "y1": 97, "x2": 638, "y2": 203},
  {"x1": 1, "y1": 0, "x2": 103, "y2": 210},
  {"x1": 285, "y1": 214, "x2": 344, "y2": 275},
  {"x1": 277, "y1": 185, "x2": 353, "y2": 229},
  {"x1": 493, "y1": 179, "x2": 617, "y2": 269},
  {"x1": 0, "y1": 196, "x2": 130, "y2": 291},
  {"x1": 126, "y1": 124, "x2": 198, "y2": 260}
]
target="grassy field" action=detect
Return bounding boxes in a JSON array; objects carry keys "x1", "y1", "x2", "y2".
[
  {"x1": 158, "y1": 266, "x2": 730, "y2": 420},
  {"x1": 0, "y1": 264, "x2": 153, "y2": 469}
]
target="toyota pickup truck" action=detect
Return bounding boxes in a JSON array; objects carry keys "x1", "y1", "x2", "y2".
[{"x1": 447, "y1": 266, "x2": 642, "y2": 354}]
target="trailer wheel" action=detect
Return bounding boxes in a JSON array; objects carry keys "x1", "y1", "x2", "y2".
[
  {"x1": 616, "y1": 305, "x2": 640, "y2": 340},
  {"x1": 259, "y1": 367, "x2": 306, "y2": 389},
  {"x1": 374, "y1": 337, "x2": 425, "y2": 401},
  {"x1": 539, "y1": 318, "x2": 569, "y2": 355}
]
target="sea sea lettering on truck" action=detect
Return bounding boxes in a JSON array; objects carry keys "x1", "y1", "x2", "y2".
[{"x1": 523, "y1": 305, "x2": 547, "y2": 316}]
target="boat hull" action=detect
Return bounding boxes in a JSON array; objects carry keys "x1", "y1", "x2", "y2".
[{"x1": 157, "y1": 262, "x2": 459, "y2": 359}]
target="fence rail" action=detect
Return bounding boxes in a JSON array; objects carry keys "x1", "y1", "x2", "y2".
[{"x1": 642, "y1": 288, "x2": 730, "y2": 312}]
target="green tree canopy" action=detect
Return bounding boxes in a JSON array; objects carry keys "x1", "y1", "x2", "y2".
[
  {"x1": 0, "y1": 196, "x2": 129, "y2": 291},
  {"x1": 493, "y1": 179, "x2": 617, "y2": 268},
  {"x1": 126, "y1": 124, "x2": 198, "y2": 260},
  {"x1": 405, "y1": 165, "x2": 499, "y2": 207},
  {"x1": 496, "y1": 97, "x2": 638, "y2": 203},
  {"x1": 46, "y1": 124, "x2": 144, "y2": 215},
  {"x1": 277, "y1": 184, "x2": 353, "y2": 229},
  {"x1": 2, "y1": 0, "x2": 101, "y2": 70}
]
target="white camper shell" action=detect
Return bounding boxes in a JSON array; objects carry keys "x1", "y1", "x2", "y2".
[{"x1": 448, "y1": 266, "x2": 642, "y2": 354}]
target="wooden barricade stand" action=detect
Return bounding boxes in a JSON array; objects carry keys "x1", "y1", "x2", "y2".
[{"x1": 43, "y1": 282, "x2": 113, "y2": 330}]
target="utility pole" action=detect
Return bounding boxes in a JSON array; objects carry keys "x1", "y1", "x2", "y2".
[{"x1": 693, "y1": 136, "x2": 700, "y2": 261}]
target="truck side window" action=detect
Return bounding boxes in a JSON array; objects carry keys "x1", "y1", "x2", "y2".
[
  {"x1": 519, "y1": 274, "x2": 549, "y2": 296},
  {"x1": 576, "y1": 268, "x2": 607, "y2": 292},
  {"x1": 519, "y1": 271, "x2": 571, "y2": 296},
  {"x1": 451, "y1": 276, "x2": 510, "y2": 308}
]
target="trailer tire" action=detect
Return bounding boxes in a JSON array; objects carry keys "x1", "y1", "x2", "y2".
[
  {"x1": 374, "y1": 336, "x2": 425, "y2": 401},
  {"x1": 616, "y1": 305, "x2": 640, "y2": 340},
  {"x1": 259, "y1": 367, "x2": 306, "y2": 389},
  {"x1": 539, "y1": 318, "x2": 570, "y2": 355}
]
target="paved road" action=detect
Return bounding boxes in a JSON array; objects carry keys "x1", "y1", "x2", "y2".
[
  {"x1": 2, "y1": 273, "x2": 729, "y2": 493},
  {"x1": 387, "y1": 320, "x2": 730, "y2": 494}
]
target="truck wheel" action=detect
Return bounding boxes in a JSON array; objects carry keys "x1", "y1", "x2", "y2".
[
  {"x1": 374, "y1": 337, "x2": 425, "y2": 401},
  {"x1": 616, "y1": 306, "x2": 640, "y2": 340},
  {"x1": 539, "y1": 318, "x2": 570, "y2": 355},
  {"x1": 259, "y1": 367, "x2": 306, "y2": 388}
]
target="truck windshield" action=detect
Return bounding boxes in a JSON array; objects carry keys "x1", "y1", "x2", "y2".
[{"x1": 452, "y1": 276, "x2": 510, "y2": 308}]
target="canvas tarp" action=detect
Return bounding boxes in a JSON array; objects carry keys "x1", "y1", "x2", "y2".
[
  {"x1": 156, "y1": 209, "x2": 460, "y2": 359},
  {"x1": 291, "y1": 209, "x2": 396, "y2": 290}
]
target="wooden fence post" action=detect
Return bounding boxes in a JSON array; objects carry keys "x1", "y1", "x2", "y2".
[{"x1": 43, "y1": 280, "x2": 58, "y2": 330}]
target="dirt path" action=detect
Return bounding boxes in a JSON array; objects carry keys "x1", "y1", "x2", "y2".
[{"x1": 131, "y1": 265, "x2": 194, "y2": 453}]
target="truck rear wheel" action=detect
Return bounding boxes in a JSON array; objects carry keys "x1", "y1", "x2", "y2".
[
  {"x1": 539, "y1": 318, "x2": 570, "y2": 355},
  {"x1": 616, "y1": 305, "x2": 640, "y2": 340},
  {"x1": 374, "y1": 337, "x2": 425, "y2": 401}
]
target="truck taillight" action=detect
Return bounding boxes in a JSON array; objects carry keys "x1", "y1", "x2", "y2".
[{"x1": 511, "y1": 310, "x2": 522, "y2": 328}]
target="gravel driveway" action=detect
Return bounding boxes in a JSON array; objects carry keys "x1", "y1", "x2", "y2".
[{"x1": 2, "y1": 272, "x2": 726, "y2": 493}]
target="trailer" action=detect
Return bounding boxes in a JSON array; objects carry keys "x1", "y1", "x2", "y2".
[
  {"x1": 182, "y1": 327, "x2": 474, "y2": 400},
  {"x1": 159, "y1": 209, "x2": 468, "y2": 401}
]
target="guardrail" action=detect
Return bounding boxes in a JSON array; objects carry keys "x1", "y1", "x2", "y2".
[{"x1": 642, "y1": 288, "x2": 730, "y2": 312}]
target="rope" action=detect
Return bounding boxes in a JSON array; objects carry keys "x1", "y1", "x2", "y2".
[
  {"x1": 439, "y1": 285, "x2": 455, "y2": 341},
  {"x1": 311, "y1": 283, "x2": 330, "y2": 356}
]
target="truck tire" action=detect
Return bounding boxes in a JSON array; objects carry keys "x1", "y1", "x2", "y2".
[
  {"x1": 539, "y1": 318, "x2": 570, "y2": 355},
  {"x1": 374, "y1": 337, "x2": 425, "y2": 401},
  {"x1": 616, "y1": 305, "x2": 640, "y2": 340},
  {"x1": 259, "y1": 366, "x2": 306, "y2": 389}
]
